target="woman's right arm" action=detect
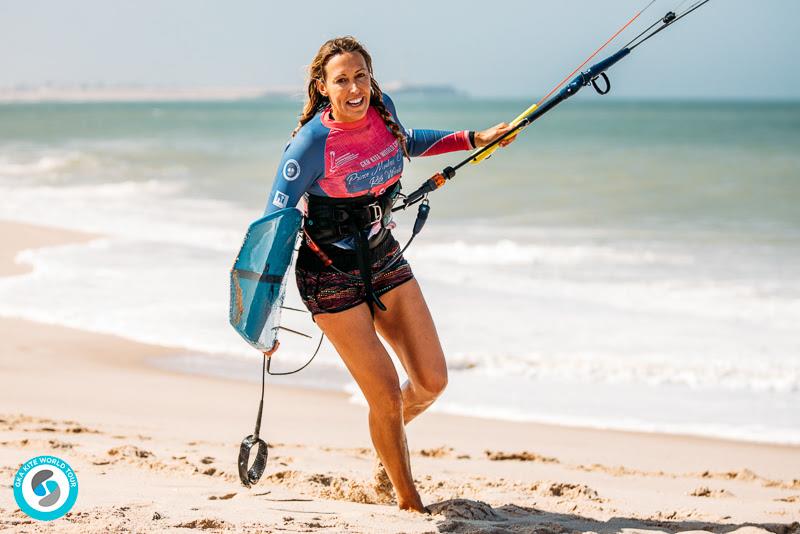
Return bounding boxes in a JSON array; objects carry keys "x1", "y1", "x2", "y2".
[
  {"x1": 260, "y1": 128, "x2": 324, "y2": 356},
  {"x1": 264, "y1": 127, "x2": 325, "y2": 215}
]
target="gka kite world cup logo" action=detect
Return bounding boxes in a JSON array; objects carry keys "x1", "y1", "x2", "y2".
[{"x1": 13, "y1": 455, "x2": 78, "y2": 521}]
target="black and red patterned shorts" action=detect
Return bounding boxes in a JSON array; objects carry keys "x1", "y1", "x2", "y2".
[{"x1": 295, "y1": 233, "x2": 414, "y2": 316}]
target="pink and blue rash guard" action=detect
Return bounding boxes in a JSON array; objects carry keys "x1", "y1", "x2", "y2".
[{"x1": 265, "y1": 93, "x2": 474, "y2": 217}]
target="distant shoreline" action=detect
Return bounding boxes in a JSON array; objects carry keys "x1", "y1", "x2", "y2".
[
  {"x1": 0, "y1": 83, "x2": 468, "y2": 103},
  {"x1": 0, "y1": 86, "x2": 283, "y2": 103},
  {"x1": 0, "y1": 90, "x2": 796, "y2": 105}
]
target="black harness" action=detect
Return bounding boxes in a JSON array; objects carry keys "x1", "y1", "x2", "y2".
[
  {"x1": 305, "y1": 183, "x2": 397, "y2": 246},
  {"x1": 303, "y1": 182, "x2": 402, "y2": 313}
]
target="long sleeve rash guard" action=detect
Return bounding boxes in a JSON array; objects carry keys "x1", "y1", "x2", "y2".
[{"x1": 264, "y1": 93, "x2": 473, "y2": 216}]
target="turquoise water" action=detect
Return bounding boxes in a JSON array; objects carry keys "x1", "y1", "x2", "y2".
[
  {"x1": 2, "y1": 99, "x2": 798, "y2": 231},
  {"x1": 1, "y1": 98, "x2": 798, "y2": 442}
]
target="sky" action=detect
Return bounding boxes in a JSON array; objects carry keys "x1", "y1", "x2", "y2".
[{"x1": 1, "y1": 0, "x2": 798, "y2": 99}]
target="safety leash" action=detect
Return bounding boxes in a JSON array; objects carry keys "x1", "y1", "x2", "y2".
[
  {"x1": 238, "y1": 322, "x2": 325, "y2": 487},
  {"x1": 237, "y1": 354, "x2": 269, "y2": 487}
]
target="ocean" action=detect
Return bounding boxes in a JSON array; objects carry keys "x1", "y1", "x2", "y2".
[{"x1": 1, "y1": 97, "x2": 798, "y2": 444}]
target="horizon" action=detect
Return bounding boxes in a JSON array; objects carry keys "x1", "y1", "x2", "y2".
[
  {"x1": 0, "y1": 87, "x2": 800, "y2": 106},
  {"x1": 1, "y1": 83, "x2": 799, "y2": 104}
]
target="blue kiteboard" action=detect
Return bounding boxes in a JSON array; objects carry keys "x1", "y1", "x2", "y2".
[{"x1": 230, "y1": 208, "x2": 303, "y2": 351}]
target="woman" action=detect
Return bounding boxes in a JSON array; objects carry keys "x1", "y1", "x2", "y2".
[{"x1": 264, "y1": 36, "x2": 513, "y2": 512}]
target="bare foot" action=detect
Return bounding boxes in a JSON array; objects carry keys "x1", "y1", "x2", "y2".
[
  {"x1": 371, "y1": 455, "x2": 424, "y2": 511},
  {"x1": 397, "y1": 495, "x2": 426, "y2": 513}
]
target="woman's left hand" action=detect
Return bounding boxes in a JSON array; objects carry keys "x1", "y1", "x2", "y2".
[{"x1": 474, "y1": 122, "x2": 517, "y2": 148}]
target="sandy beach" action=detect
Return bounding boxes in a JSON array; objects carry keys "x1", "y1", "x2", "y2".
[{"x1": 1, "y1": 219, "x2": 799, "y2": 533}]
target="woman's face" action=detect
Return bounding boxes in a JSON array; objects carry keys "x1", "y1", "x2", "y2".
[{"x1": 316, "y1": 51, "x2": 371, "y2": 122}]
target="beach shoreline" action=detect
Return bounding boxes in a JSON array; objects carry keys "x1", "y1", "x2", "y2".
[{"x1": 1, "y1": 219, "x2": 798, "y2": 532}]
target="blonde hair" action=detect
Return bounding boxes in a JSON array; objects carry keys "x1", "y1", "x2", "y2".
[{"x1": 293, "y1": 36, "x2": 409, "y2": 160}]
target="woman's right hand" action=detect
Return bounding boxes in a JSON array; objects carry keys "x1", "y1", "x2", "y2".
[
  {"x1": 263, "y1": 340, "x2": 280, "y2": 358},
  {"x1": 474, "y1": 122, "x2": 516, "y2": 148}
]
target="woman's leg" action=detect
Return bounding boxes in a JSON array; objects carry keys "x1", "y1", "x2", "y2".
[
  {"x1": 314, "y1": 303, "x2": 425, "y2": 512},
  {"x1": 373, "y1": 279, "x2": 448, "y2": 424}
]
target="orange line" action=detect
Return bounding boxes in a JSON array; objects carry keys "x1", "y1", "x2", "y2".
[{"x1": 534, "y1": 2, "x2": 655, "y2": 108}]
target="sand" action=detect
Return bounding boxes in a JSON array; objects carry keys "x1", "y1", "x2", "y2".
[{"x1": 0, "y1": 219, "x2": 799, "y2": 533}]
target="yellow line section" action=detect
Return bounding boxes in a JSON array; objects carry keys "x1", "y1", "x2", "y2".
[{"x1": 469, "y1": 102, "x2": 537, "y2": 164}]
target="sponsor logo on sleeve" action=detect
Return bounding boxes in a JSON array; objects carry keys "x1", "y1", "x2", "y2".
[
  {"x1": 272, "y1": 191, "x2": 289, "y2": 209},
  {"x1": 282, "y1": 159, "x2": 300, "y2": 181}
]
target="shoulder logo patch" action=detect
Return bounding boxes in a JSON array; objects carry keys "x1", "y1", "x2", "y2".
[{"x1": 282, "y1": 159, "x2": 300, "y2": 181}]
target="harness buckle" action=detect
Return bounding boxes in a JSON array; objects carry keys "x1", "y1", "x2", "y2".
[{"x1": 367, "y1": 202, "x2": 383, "y2": 224}]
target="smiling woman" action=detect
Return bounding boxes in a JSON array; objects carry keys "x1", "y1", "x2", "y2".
[
  {"x1": 253, "y1": 36, "x2": 515, "y2": 512},
  {"x1": 315, "y1": 52, "x2": 372, "y2": 123}
]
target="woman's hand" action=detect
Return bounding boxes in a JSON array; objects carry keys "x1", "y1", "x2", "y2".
[
  {"x1": 474, "y1": 122, "x2": 517, "y2": 148},
  {"x1": 263, "y1": 340, "x2": 280, "y2": 358}
]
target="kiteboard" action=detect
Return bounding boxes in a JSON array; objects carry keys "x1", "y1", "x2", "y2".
[{"x1": 229, "y1": 207, "x2": 303, "y2": 351}]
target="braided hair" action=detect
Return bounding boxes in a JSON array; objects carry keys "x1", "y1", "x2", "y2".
[{"x1": 293, "y1": 36, "x2": 410, "y2": 160}]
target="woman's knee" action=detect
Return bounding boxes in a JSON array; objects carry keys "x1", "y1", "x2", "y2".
[
  {"x1": 417, "y1": 368, "x2": 448, "y2": 399},
  {"x1": 365, "y1": 380, "x2": 404, "y2": 417}
]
